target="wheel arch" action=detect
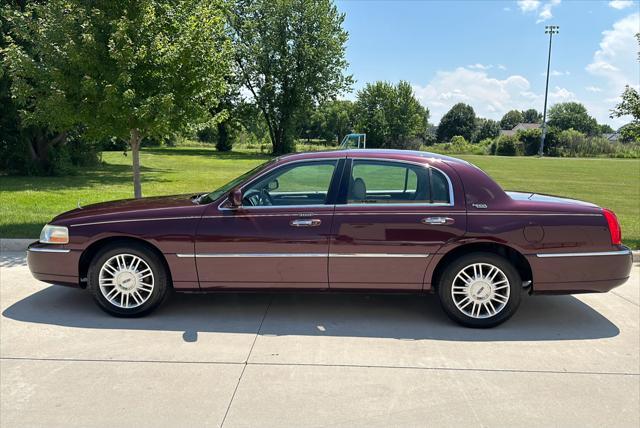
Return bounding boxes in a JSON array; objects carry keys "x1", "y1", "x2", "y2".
[
  {"x1": 78, "y1": 236, "x2": 173, "y2": 289},
  {"x1": 430, "y1": 242, "x2": 532, "y2": 290}
]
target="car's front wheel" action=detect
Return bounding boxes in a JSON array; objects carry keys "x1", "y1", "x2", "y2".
[
  {"x1": 437, "y1": 252, "x2": 521, "y2": 328},
  {"x1": 87, "y1": 243, "x2": 169, "y2": 317}
]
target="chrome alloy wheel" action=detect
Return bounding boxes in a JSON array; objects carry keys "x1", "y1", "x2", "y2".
[
  {"x1": 451, "y1": 262, "x2": 510, "y2": 319},
  {"x1": 98, "y1": 254, "x2": 154, "y2": 309}
]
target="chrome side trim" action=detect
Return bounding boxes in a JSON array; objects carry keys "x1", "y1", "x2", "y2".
[
  {"x1": 176, "y1": 252, "x2": 429, "y2": 258},
  {"x1": 536, "y1": 249, "x2": 631, "y2": 258},
  {"x1": 177, "y1": 253, "x2": 326, "y2": 258},
  {"x1": 329, "y1": 253, "x2": 429, "y2": 258},
  {"x1": 203, "y1": 211, "x2": 334, "y2": 219},
  {"x1": 468, "y1": 212, "x2": 601, "y2": 217},
  {"x1": 334, "y1": 211, "x2": 465, "y2": 216},
  {"x1": 28, "y1": 247, "x2": 71, "y2": 254},
  {"x1": 70, "y1": 216, "x2": 201, "y2": 228}
]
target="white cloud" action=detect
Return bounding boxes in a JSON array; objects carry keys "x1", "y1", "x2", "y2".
[
  {"x1": 586, "y1": 13, "x2": 640, "y2": 92},
  {"x1": 503, "y1": 7, "x2": 512, "y2": 12},
  {"x1": 585, "y1": 13, "x2": 639, "y2": 126},
  {"x1": 585, "y1": 86, "x2": 603, "y2": 92},
  {"x1": 411, "y1": 67, "x2": 576, "y2": 123},
  {"x1": 497, "y1": 64, "x2": 507, "y2": 70},
  {"x1": 518, "y1": 0, "x2": 562, "y2": 23},
  {"x1": 536, "y1": 0, "x2": 561, "y2": 23},
  {"x1": 468, "y1": 63, "x2": 493, "y2": 70},
  {"x1": 541, "y1": 70, "x2": 571, "y2": 76},
  {"x1": 517, "y1": 0, "x2": 540, "y2": 12},
  {"x1": 608, "y1": 1, "x2": 635, "y2": 10}
]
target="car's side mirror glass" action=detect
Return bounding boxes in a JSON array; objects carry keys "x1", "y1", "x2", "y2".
[
  {"x1": 267, "y1": 179, "x2": 279, "y2": 191},
  {"x1": 230, "y1": 188, "x2": 243, "y2": 207}
]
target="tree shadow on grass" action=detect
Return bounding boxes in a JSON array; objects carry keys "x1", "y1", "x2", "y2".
[
  {"x1": 141, "y1": 148, "x2": 272, "y2": 160},
  {"x1": 0, "y1": 163, "x2": 171, "y2": 193}
]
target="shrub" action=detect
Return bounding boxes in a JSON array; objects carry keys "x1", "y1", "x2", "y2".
[
  {"x1": 0, "y1": 130, "x2": 100, "y2": 176},
  {"x1": 425, "y1": 135, "x2": 488, "y2": 155},
  {"x1": 494, "y1": 134, "x2": 523, "y2": 156},
  {"x1": 517, "y1": 128, "x2": 541, "y2": 156},
  {"x1": 384, "y1": 136, "x2": 422, "y2": 151},
  {"x1": 197, "y1": 127, "x2": 216, "y2": 143}
]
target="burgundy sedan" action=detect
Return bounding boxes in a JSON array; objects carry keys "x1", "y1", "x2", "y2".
[{"x1": 27, "y1": 149, "x2": 632, "y2": 327}]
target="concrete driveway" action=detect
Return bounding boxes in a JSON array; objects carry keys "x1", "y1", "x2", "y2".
[{"x1": 1, "y1": 251, "x2": 638, "y2": 427}]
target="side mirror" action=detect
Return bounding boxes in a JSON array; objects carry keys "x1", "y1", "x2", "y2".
[{"x1": 230, "y1": 188, "x2": 243, "y2": 207}]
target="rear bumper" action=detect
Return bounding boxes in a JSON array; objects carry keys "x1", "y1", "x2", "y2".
[
  {"x1": 27, "y1": 242, "x2": 81, "y2": 287},
  {"x1": 528, "y1": 247, "x2": 633, "y2": 294}
]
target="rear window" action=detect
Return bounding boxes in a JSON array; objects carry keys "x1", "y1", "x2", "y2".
[{"x1": 347, "y1": 160, "x2": 451, "y2": 205}]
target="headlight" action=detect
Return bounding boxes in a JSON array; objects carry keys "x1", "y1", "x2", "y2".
[{"x1": 39, "y1": 224, "x2": 69, "y2": 244}]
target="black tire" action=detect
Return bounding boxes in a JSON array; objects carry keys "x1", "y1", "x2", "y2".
[
  {"x1": 437, "y1": 252, "x2": 521, "y2": 328},
  {"x1": 87, "y1": 243, "x2": 169, "y2": 317}
]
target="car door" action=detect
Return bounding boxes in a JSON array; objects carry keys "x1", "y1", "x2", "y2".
[
  {"x1": 329, "y1": 158, "x2": 467, "y2": 290},
  {"x1": 195, "y1": 158, "x2": 344, "y2": 289}
]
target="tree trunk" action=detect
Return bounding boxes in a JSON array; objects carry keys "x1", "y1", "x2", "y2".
[
  {"x1": 130, "y1": 129, "x2": 142, "y2": 199},
  {"x1": 27, "y1": 129, "x2": 67, "y2": 172}
]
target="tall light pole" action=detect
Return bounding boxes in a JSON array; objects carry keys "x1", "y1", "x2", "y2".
[{"x1": 539, "y1": 25, "x2": 559, "y2": 157}]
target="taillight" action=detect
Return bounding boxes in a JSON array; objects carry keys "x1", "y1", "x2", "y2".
[{"x1": 602, "y1": 208, "x2": 622, "y2": 245}]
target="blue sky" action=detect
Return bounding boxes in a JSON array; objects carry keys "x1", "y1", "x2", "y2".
[{"x1": 336, "y1": 0, "x2": 640, "y2": 127}]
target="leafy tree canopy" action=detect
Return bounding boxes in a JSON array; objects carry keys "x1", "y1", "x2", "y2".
[
  {"x1": 4, "y1": 0, "x2": 232, "y2": 197},
  {"x1": 547, "y1": 102, "x2": 599, "y2": 136},
  {"x1": 437, "y1": 103, "x2": 476, "y2": 142},
  {"x1": 473, "y1": 118, "x2": 500, "y2": 143},
  {"x1": 522, "y1": 108, "x2": 542, "y2": 123},
  {"x1": 499, "y1": 110, "x2": 523, "y2": 130},
  {"x1": 354, "y1": 80, "x2": 429, "y2": 148},
  {"x1": 231, "y1": 0, "x2": 353, "y2": 155},
  {"x1": 611, "y1": 85, "x2": 640, "y2": 143}
]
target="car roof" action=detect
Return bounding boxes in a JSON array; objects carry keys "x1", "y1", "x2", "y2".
[{"x1": 275, "y1": 149, "x2": 470, "y2": 166}]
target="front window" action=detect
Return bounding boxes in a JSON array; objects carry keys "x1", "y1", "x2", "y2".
[
  {"x1": 347, "y1": 160, "x2": 451, "y2": 204},
  {"x1": 242, "y1": 160, "x2": 338, "y2": 207},
  {"x1": 201, "y1": 159, "x2": 275, "y2": 203}
]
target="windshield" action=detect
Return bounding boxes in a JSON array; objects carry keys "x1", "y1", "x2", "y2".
[{"x1": 199, "y1": 159, "x2": 275, "y2": 204}]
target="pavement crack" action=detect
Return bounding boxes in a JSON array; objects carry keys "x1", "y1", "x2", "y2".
[
  {"x1": 219, "y1": 295, "x2": 273, "y2": 428},
  {"x1": 2, "y1": 356, "x2": 638, "y2": 378},
  {"x1": 611, "y1": 291, "x2": 639, "y2": 307}
]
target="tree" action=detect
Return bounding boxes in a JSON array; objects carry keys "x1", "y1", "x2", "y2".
[
  {"x1": 230, "y1": 0, "x2": 353, "y2": 154},
  {"x1": 522, "y1": 108, "x2": 542, "y2": 123},
  {"x1": 1, "y1": 0, "x2": 72, "y2": 175},
  {"x1": 598, "y1": 123, "x2": 615, "y2": 134},
  {"x1": 610, "y1": 85, "x2": 640, "y2": 143},
  {"x1": 354, "y1": 81, "x2": 429, "y2": 148},
  {"x1": 322, "y1": 100, "x2": 355, "y2": 144},
  {"x1": 299, "y1": 100, "x2": 354, "y2": 144},
  {"x1": 4, "y1": 0, "x2": 232, "y2": 197},
  {"x1": 499, "y1": 110, "x2": 523, "y2": 130},
  {"x1": 437, "y1": 103, "x2": 476, "y2": 142},
  {"x1": 473, "y1": 118, "x2": 500, "y2": 143},
  {"x1": 547, "y1": 102, "x2": 599, "y2": 136}
]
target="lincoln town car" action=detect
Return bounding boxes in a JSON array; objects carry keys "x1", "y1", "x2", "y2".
[{"x1": 27, "y1": 149, "x2": 633, "y2": 327}]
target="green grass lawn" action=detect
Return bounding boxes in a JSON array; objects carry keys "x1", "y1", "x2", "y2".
[{"x1": 1, "y1": 147, "x2": 638, "y2": 248}]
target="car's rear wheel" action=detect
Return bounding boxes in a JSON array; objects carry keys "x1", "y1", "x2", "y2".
[
  {"x1": 87, "y1": 243, "x2": 169, "y2": 317},
  {"x1": 437, "y1": 252, "x2": 521, "y2": 328}
]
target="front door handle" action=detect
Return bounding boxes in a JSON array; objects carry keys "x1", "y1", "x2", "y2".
[
  {"x1": 290, "y1": 218, "x2": 322, "y2": 227},
  {"x1": 421, "y1": 216, "x2": 454, "y2": 225}
]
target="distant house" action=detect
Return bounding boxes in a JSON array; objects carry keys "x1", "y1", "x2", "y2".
[
  {"x1": 602, "y1": 132, "x2": 620, "y2": 142},
  {"x1": 499, "y1": 123, "x2": 541, "y2": 137}
]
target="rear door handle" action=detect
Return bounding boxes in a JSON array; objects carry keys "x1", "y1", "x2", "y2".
[
  {"x1": 421, "y1": 217, "x2": 454, "y2": 225},
  {"x1": 290, "y1": 218, "x2": 322, "y2": 227}
]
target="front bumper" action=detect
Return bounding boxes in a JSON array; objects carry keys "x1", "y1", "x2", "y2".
[
  {"x1": 527, "y1": 247, "x2": 633, "y2": 294},
  {"x1": 27, "y1": 242, "x2": 81, "y2": 287}
]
